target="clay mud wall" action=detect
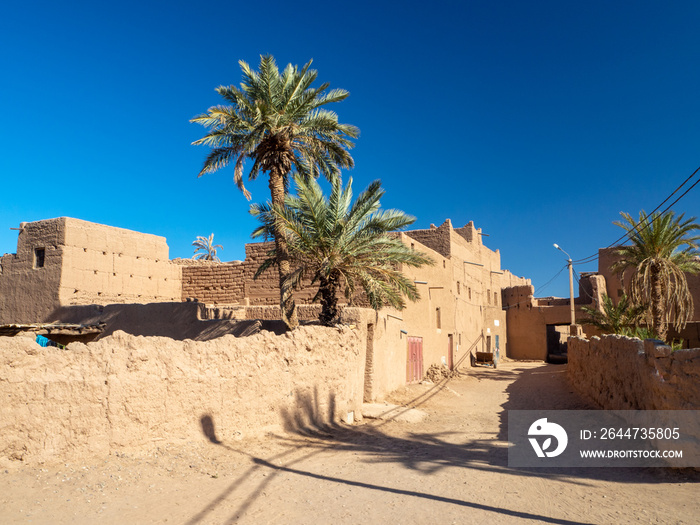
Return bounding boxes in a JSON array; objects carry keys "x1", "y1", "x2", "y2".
[
  {"x1": 503, "y1": 276, "x2": 606, "y2": 361},
  {"x1": 0, "y1": 218, "x2": 182, "y2": 324},
  {"x1": 179, "y1": 242, "x2": 320, "y2": 306},
  {"x1": 181, "y1": 261, "x2": 245, "y2": 304},
  {"x1": 568, "y1": 335, "x2": 700, "y2": 410},
  {"x1": 0, "y1": 326, "x2": 365, "y2": 467}
]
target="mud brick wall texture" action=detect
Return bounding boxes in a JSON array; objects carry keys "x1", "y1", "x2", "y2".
[
  {"x1": 568, "y1": 335, "x2": 700, "y2": 410},
  {"x1": 0, "y1": 325, "x2": 366, "y2": 467},
  {"x1": 181, "y1": 243, "x2": 324, "y2": 306},
  {"x1": 181, "y1": 263, "x2": 245, "y2": 304}
]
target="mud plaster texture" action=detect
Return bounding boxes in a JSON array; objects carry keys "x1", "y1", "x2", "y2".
[
  {"x1": 0, "y1": 326, "x2": 365, "y2": 468},
  {"x1": 568, "y1": 335, "x2": 700, "y2": 410}
]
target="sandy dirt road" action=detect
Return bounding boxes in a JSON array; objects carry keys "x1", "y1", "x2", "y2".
[{"x1": 1, "y1": 361, "x2": 697, "y2": 524}]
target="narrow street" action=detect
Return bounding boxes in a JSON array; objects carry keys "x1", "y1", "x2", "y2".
[{"x1": 1, "y1": 361, "x2": 697, "y2": 524}]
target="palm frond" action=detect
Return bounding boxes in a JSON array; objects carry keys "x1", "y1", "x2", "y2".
[{"x1": 250, "y1": 174, "x2": 434, "y2": 325}]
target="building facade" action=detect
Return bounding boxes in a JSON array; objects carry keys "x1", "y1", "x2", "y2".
[{"x1": 0, "y1": 217, "x2": 529, "y2": 400}]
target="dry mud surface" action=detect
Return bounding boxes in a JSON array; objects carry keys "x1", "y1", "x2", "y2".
[{"x1": 1, "y1": 361, "x2": 697, "y2": 524}]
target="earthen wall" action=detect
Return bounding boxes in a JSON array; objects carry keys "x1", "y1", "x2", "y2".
[
  {"x1": 0, "y1": 218, "x2": 181, "y2": 324},
  {"x1": 502, "y1": 274, "x2": 605, "y2": 360},
  {"x1": 0, "y1": 219, "x2": 65, "y2": 324},
  {"x1": 58, "y1": 218, "x2": 181, "y2": 306},
  {"x1": 568, "y1": 335, "x2": 700, "y2": 410},
  {"x1": 0, "y1": 326, "x2": 366, "y2": 467},
  {"x1": 181, "y1": 262, "x2": 245, "y2": 304}
]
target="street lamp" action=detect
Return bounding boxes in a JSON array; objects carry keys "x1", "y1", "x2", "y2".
[{"x1": 553, "y1": 243, "x2": 575, "y2": 327}]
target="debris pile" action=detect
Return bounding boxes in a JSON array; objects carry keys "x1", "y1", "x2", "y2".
[{"x1": 424, "y1": 364, "x2": 457, "y2": 382}]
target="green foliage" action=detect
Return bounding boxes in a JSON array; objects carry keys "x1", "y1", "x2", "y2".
[
  {"x1": 192, "y1": 233, "x2": 223, "y2": 262},
  {"x1": 251, "y1": 174, "x2": 434, "y2": 326},
  {"x1": 581, "y1": 293, "x2": 645, "y2": 335},
  {"x1": 627, "y1": 326, "x2": 659, "y2": 341},
  {"x1": 612, "y1": 210, "x2": 700, "y2": 342},
  {"x1": 191, "y1": 55, "x2": 359, "y2": 330},
  {"x1": 191, "y1": 54, "x2": 359, "y2": 200},
  {"x1": 670, "y1": 339, "x2": 684, "y2": 351}
]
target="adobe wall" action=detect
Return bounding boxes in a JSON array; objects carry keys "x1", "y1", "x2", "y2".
[
  {"x1": 181, "y1": 261, "x2": 245, "y2": 304},
  {"x1": 360, "y1": 226, "x2": 529, "y2": 400},
  {"x1": 598, "y1": 247, "x2": 700, "y2": 323},
  {"x1": 0, "y1": 218, "x2": 181, "y2": 324},
  {"x1": 405, "y1": 220, "x2": 455, "y2": 257},
  {"x1": 179, "y1": 242, "x2": 321, "y2": 306},
  {"x1": 0, "y1": 326, "x2": 366, "y2": 467},
  {"x1": 568, "y1": 335, "x2": 700, "y2": 410},
  {"x1": 0, "y1": 219, "x2": 64, "y2": 324},
  {"x1": 503, "y1": 275, "x2": 605, "y2": 360},
  {"x1": 58, "y1": 218, "x2": 181, "y2": 306}
]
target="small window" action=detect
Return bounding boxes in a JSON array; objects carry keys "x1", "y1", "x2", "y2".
[
  {"x1": 457, "y1": 282, "x2": 461, "y2": 294},
  {"x1": 468, "y1": 288, "x2": 472, "y2": 300},
  {"x1": 436, "y1": 307, "x2": 441, "y2": 329},
  {"x1": 34, "y1": 248, "x2": 45, "y2": 269},
  {"x1": 494, "y1": 292, "x2": 498, "y2": 305},
  {"x1": 411, "y1": 243, "x2": 415, "y2": 250},
  {"x1": 487, "y1": 289, "x2": 491, "y2": 305}
]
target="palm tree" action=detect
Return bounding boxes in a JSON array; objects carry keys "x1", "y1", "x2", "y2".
[
  {"x1": 612, "y1": 210, "x2": 700, "y2": 342},
  {"x1": 192, "y1": 233, "x2": 223, "y2": 262},
  {"x1": 251, "y1": 174, "x2": 434, "y2": 326},
  {"x1": 191, "y1": 55, "x2": 359, "y2": 329},
  {"x1": 581, "y1": 293, "x2": 645, "y2": 336}
]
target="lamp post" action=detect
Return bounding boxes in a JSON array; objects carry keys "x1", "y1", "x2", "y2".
[{"x1": 553, "y1": 243, "x2": 575, "y2": 327}]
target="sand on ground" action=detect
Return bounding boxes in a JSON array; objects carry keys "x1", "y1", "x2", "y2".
[{"x1": 0, "y1": 361, "x2": 697, "y2": 524}]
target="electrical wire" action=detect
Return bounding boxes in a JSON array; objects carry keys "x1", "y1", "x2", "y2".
[
  {"x1": 572, "y1": 268, "x2": 596, "y2": 301},
  {"x1": 571, "y1": 165, "x2": 700, "y2": 266}
]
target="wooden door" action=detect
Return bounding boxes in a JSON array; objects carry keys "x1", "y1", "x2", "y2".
[
  {"x1": 407, "y1": 336, "x2": 423, "y2": 383},
  {"x1": 447, "y1": 334, "x2": 454, "y2": 370}
]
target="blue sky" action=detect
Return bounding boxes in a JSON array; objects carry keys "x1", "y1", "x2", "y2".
[{"x1": 2, "y1": 1, "x2": 699, "y2": 298}]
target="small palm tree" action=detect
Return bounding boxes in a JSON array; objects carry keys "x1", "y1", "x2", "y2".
[
  {"x1": 612, "y1": 210, "x2": 700, "y2": 342},
  {"x1": 191, "y1": 55, "x2": 359, "y2": 330},
  {"x1": 192, "y1": 234, "x2": 223, "y2": 262},
  {"x1": 251, "y1": 175, "x2": 434, "y2": 326},
  {"x1": 581, "y1": 293, "x2": 645, "y2": 336}
]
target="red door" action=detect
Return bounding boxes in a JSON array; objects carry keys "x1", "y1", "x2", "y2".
[
  {"x1": 448, "y1": 334, "x2": 454, "y2": 370},
  {"x1": 407, "y1": 336, "x2": 423, "y2": 383}
]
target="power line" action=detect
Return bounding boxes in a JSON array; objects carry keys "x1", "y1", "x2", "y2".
[
  {"x1": 572, "y1": 165, "x2": 700, "y2": 266},
  {"x1": 572, "y1": 268, "x2": 596, "y2": 301}
]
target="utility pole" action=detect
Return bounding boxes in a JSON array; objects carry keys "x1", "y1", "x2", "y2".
[{"x1": 553, "y1": 244, "x2": 575, "y2": 326}]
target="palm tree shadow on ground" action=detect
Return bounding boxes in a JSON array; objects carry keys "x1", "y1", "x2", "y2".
[{"x1": 189, "y1": 367, "x2": 697, "y2": 524}]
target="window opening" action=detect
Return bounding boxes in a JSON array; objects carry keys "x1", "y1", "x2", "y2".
[{"x1": 34, "y1": 248, "x2": 45, "y2": 269}]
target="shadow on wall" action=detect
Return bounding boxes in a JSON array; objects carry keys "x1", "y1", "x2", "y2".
[
  {"x1": 200, "y1": 415, "x2": 222, "y2": 445},
  {"x1": 51, "y1": 302, "x2": 292, "y2": 341},
  {"x1": 279, "y1": 387, "x2": 338, "y2": 436}
]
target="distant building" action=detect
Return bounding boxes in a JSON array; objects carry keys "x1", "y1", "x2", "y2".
[{"x1": 503, "y1": 247, "x2": 700, "y2": 360}]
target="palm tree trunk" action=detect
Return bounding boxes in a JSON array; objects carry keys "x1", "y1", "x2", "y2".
[
  {"x1": 269, "y1": 167, "x2": 298, "y2": 330},
  {"x1": 651, "y1": 265, "x2": 666, "y2": 341},
  {"x1": 319, "y1": 274, "x2": 340, "y2": 326}
]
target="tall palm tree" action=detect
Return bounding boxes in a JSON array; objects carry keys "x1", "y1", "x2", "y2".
[
  {"x1": 191, "y1": 55, "x2": 359, "y2": 329},
  {"x1": 192, "y1": 233, "x2": 223, "y2": 262},
  {"x1": 251, "y1": 174, "x2": 434, "y2": 326},
  {"x1": 612, "y1": 210, "x2": 700, "y2": 342}
]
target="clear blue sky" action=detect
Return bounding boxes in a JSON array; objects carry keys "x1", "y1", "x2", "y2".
[{"x1": 2, "y1": 1, "x2": 699, "y2": 298}]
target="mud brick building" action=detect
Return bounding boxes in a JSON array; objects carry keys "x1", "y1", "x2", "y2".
[{"x1": 1, "y1": 216, "x2": 532, "y2": 399}]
